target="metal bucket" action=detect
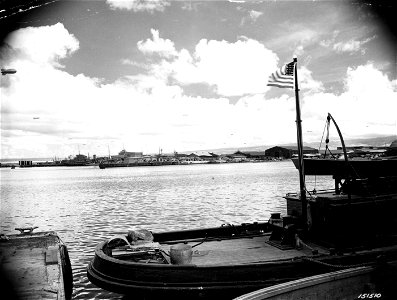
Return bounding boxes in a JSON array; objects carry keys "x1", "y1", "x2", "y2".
[{"x1": 170, "y1": 243, "x2": 192, "y2": 265}]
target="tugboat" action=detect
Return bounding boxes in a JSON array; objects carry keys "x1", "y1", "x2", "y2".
[{"x1": 87, "y1": 58, "x2": 397, "y2": 299}]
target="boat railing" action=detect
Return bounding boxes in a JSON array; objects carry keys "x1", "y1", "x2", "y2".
[{"x1": 285, "y1": 188, "x2": 335, "y2": 199}]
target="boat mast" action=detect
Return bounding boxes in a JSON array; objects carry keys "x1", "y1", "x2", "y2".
[{"x1": 293, "y1": 57, "x2": 307, "y2": 230}]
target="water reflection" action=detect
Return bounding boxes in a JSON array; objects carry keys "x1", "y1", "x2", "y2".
[{"x1": 0, "y1": 161, "x2": 333, "y2": 299}]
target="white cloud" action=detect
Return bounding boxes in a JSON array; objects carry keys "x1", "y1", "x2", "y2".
[
  {"x1": 328, "y1": 36, "x2": 376, "y2": 55},
  {"x1": 137, "y1": 29, "x2": 177, "y2": 58},
  {"x1": 228, "y1": 64, "x2": 397, "y2": 146},
  {"x1": 249, "y1": 10, "x2": 263, "y2": 22},
  {"x1": 319, "y1": 30, "x2": 340, "y2": 48},
  {"x1": 294, "y1": 45, "x2": 304, "y2": 57},
  {"x1": 120, "y1": 58, "x2": 148, "y2": 69},
  {"x1": 4, "y1": 23, "x2": 79, "y2": 68},
  {"x1": 136, "y1": 31, "x2": 279, "y2": 96},
  {"x1": 333, "y1": 39, "x2": 363, "y2": 54},
  {"x1": 106, "y1": 0, "x2": 169, "y2": 12},
  {"x1": 298, "y1": 66, "x2": 324, "y2": 93},
  {"x1": 302, "y1": 63, "x2": 397, "y2": 140},
  {"x1": 189, "y1": 39, "x2": 278, "y2": 96}
]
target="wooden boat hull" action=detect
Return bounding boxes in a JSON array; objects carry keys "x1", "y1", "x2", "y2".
[
  {"x1": 87, "y1": 223, "x2": 397, "y2": 299},
  {"x1": 0, "y1": 231, "x2": 73, "y2": 300},
  {"x1": 234, "y1": 260, "x2": 397, "y2": 300}
]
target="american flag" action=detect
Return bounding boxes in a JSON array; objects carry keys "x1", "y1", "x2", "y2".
[{"x1": 267, "y1": 61, "x2": 295, "y2": 89}]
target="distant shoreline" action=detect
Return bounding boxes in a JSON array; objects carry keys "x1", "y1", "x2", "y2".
[{"x1": 0, "y1": 158, "x2": 54, "y2": 163}]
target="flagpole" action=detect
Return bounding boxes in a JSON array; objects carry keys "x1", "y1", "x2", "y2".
[{"x1": 293, "y1": 57, "x2": 307, "y2": 231}]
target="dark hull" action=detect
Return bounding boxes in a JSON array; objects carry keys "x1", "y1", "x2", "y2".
[
  {"x1": 292, "y1": 157, "x2": 397, "y2": 177},
  {"x1": 60, "y1": 162, "x2": 88, "y2": 167},
  {"x1": 87, "y1": 257, "x2": 327, "y2": 299},
  {"x1": 235, "y1": 261, "x2": 397, "y2": 300},
  {"x1": 87, "y1": 223, "x2": 397, "y2": 299}
]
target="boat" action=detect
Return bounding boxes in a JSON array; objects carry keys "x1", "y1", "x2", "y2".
[
  {"x1": 292, "y1": 156, "x2": 397, "y2": 177},
  {"x1": 87, "y1": 59, "x2": 397, "y2": 299},
  {"x1": 0, "y1": 227, "x2": 73, "y2": 300},
  {"x1": 87, "y1": 221, "x2": 397, "y2": 299},
  {"x1": 60, "y1": 154, "x2": 89, "y2": 166},
  {"x1": 233, "y1": 260, "x2": 397, "y2": 300},
  {"x1": 286, "y1": 115, "x2": 397, "y2": 249}
]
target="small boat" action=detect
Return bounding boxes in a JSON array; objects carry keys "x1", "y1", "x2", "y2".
[
  {"x1": 234, "y1": 260, "x2": 397, "y2": 300},
  {"x1": 87, "y1": 217, "x2": 397, "y2": 299},
  {"x1": 0, "y1": 228, "x2": 73, "y2": 300}
]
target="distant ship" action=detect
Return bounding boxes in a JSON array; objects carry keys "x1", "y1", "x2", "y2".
[{"x1": 60, "y1": 154, "x2": 89, "y2": 166}]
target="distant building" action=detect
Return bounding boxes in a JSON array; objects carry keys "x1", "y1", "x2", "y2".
[
  {"x1": 19, "y1": 160, "x2": 33, "y2": 167},
  {"x1": 118, "y1": 150, "x2": 143, "y2": 157},
  {"x1": 189, "y1": 151, "x2": 215, "y2": 161},
  {"x1": 265, "y1": 146, "x2": 318, "y2": 158},
  {"x1": 227, "y1": 151, "x2": 247, "y2": 162},
  {"x1": 240, "y1": 151, "x2": 267, "y2": 160},
  {"x1": 112, "y1": 150, "x2": 143, "y2": 161}
]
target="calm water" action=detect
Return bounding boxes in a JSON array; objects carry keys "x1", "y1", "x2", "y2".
[{"x1": 0, "y1": 161, "x2": 333, "y2": 299}]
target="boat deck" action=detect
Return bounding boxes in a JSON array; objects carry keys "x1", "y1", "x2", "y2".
[
  {"x1": 0, "y1": 232, "x2": 66, "y2": 300},
  {"x1": 160, "y1": 235, "x2": 329, "y2": 266}
]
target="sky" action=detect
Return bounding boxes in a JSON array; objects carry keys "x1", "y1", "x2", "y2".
[{"x1": 0, "y1": 0, "x2": 396, "y2": 159}]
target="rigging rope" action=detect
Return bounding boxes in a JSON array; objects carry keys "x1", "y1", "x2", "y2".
[{"x1": 302, "y1": 256, "x2": 372, "y2": 269}]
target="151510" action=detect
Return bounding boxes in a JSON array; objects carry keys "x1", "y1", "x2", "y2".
[{"x1": 358, "y1": 294, "x2": 381, "y2": 299}]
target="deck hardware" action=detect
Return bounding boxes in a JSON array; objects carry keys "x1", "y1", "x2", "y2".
[{"x1": 15, "y1": 226, "x2": 38, "y2": 234}]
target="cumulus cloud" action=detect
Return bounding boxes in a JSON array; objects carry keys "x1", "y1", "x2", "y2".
[
  {"x1": 106, "y1": 0, "x2": 170, "y2": 12},
  {"x1": 136, "y1": 30, "x2": 279, "y2": 96},
  {"x1": 137, "y1": 29, "x2": 177, "y2": 58},
  {"x1": 298, "y1": 66, "x2": 324, "y2": 93},
  {"x1": 4, "y1": 23, "x2": 79, "y2": 68},
  {"x1": 187, "y1": 38, "x2": 278, "y2": 96},
  {"x1": 302, "y1": 63, "x2": 397, "y2": 140},
  {"x1": 232, "y1": 63, "x2": 397, "y2": 146}
]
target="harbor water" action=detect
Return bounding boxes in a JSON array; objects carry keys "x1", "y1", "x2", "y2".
[{"x1": 1, "y1": 161, "x2": 333, "y2": 299}]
